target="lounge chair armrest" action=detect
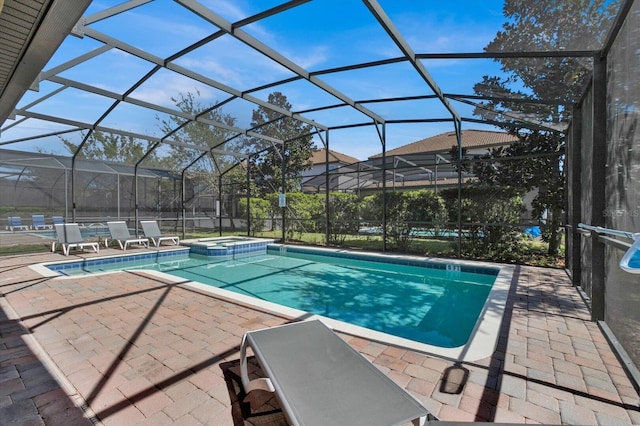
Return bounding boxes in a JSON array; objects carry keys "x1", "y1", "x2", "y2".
[
  {"x1": 240, "y1": 334, "x2": 275, "y2": 394},
  {"x1": 245, "y1": 377, "x2": 275, "y2": 393}
]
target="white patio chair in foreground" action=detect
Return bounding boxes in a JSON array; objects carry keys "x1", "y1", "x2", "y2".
[
  {"x1": 240, "y1": 320, "x2": 435, "y2": 426},
  {"x1": 53, "y1": 223, "x2": 100, "y2": 256},
  {"x1": 140, "y1": 220, "x2": 179, "y2": 247},
  {"x1": 105, "y1": 221, "x2": 149, "y2": 250}
]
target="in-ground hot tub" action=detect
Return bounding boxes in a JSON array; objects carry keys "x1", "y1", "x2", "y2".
[{"x1": 185, "y1": 236, "x2": 277, "y2": 257}]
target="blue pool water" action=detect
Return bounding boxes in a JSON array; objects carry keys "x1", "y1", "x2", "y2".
[{"x1": 51, "y1": 247, "x2": 498, "y2": 348}]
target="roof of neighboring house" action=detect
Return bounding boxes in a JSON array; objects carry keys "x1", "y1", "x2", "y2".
[
  {"x1": 369, "y1": 129, "x2": 519, "y2": 159},
  {"x1": 310, "y1": 148, "x2": 360, "y2": 165}
]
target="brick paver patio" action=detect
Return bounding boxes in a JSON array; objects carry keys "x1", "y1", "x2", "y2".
[{"x1": 1, "y1": 248, "x2": 639, "y2": 425}]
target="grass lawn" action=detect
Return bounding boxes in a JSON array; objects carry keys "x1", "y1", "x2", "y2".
[{"x1": 0, "y1": 229, "x2": 563, "y2": 268}]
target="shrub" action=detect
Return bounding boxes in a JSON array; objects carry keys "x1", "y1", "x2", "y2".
[
  {"x1": 441, "y1": 186, "x2": 524, "y2": 259},
  {"x1": 326, "y1": 192, "x2": 361, "y2": 245},
  {"x1": 238, "y1": 197, "x2": 270, "y2": 236}
]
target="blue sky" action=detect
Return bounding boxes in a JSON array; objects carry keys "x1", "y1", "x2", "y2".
[{"x1": 3, "y1": 0, "x2": 511, "y2": 161}]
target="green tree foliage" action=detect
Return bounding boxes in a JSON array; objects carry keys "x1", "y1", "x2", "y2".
[
  {"x1": 238, "y1": 197, "x2": 271, "y2": 236},
  {"x1": 155, "y1": 91, "x2": 243, "y2": 213},
  {"x1": 157, "y1": 91, "x2": 240, "y2": 172},
  {"x1": 248, "y1": 92, "x2": 315, "y2": 196},
  {"x1": 471, "y1": 0, "x2": 619, "y2": 255},
  {"x1": 60, "y1": 131, "x2": 161, "y2": 165},
  {"x1": 478, "y1": 0, "x2": 619, "y2": 122},
  {"x1": 362, "y1": 190, "x2": 447, "y2": 251},
  {"x1": 441, "y1": 186, "x2": 524, "y2": 259},
  {"x1": 266, "y1": 192, "x2": 323, "y2": 240},
  {"x1": 327, "y1": 193, "x2": 361, "y2": 245}
]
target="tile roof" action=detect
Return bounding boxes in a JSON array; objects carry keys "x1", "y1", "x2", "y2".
[
  {"x1": 369, "y1": 129, "x2": 519, "y2": 159},
  {"x1": 310, "y1": 148, "x2": 360, "y2": 165}
]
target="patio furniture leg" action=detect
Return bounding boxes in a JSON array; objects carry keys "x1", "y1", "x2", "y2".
[{"x1": 239, "y1": 334, "x2": 275, "y2": 394}]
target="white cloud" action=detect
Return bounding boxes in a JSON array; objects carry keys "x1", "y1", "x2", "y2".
[
  {"x1": 285, "y1": 45, "x2": 329, "y2": 70},
  {"x1": 177, "y1": 57, "x2": 246, "y2": 88},
  {"x1": 130, "y1": 73, "x2": 218, "y2": 107},
  {"x1": 200, "y1": 0, "x2": 248, "y2": 22}
]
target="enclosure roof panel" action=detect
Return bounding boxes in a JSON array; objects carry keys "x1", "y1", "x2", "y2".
[{"x1": 0, "y1": 0, "x2": 629, "y2": 163}]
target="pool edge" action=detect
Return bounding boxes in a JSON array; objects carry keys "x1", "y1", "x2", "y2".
[
  {"x1": 33, "y1": 246, "x2": 515, "y2": 362},
  {"x1": 141, "y1": 251, "x2": 515, "y2": 363}
]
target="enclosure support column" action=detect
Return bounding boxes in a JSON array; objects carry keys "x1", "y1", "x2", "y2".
[
  {"x1": 71, "y1": 158, "x2": 76, "y2": 223},
  {"x1": 65, "y1": 169, "x2": 69, "y2": 221},
  {"x1": 134, "y1": 167, "x2": 139, "y2": 236},
  {"x1": 379, "y1": 122, "x2": 387, "y2": 252},
  {"x1": 246, "y1": 157, "x2": 251, "y2": 237},
  {"x1": 181, "y1": 172, "x2": 186, "y2": 239},
  {"x1": 117, "y1": 174, "x2": 121, "y2": 220},
  {"x1": 392, "y1": 158, "x2": 396, "y2": 190},
  {"x1": 281, "y1": 141, "x2": 286, "y2": 243},
  {"x1": 591, "y1": 55, "x2": 607, "y2": 321},
  {"x1": 218, "y1": 175, "x2": 223, "y2": 237},
  {"x1": 356, "y1": 163, "x2": 360, "y2": 198},
  {"x1": 455, "y1": 120, "x2": 463, "y2": 259},
  {"x1": 325, "y1": 131, "x2": 330, "y2": 247},
  {"x1": 569, "y1": 103, "x2": 583, "y2": 287}
]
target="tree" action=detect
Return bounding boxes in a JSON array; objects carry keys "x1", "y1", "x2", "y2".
[
  {"x1": 248, "y1": 92, "x2": 315, "y2": 196},
  {"x1": 156, "y1": 91, "x2": 244, "y2": 215},
  {"x1": 327, "y1": 192, "x2": 361, "y2": 245},
  {"x1": 361, "y1": 190, "x2": 447, "y2": 251},
  {"x1": 441, "y1": 186, "x2": 524, "y2": 260},
  {"x1": 157, "y1": 91, "x2": 240, "y2": 172},
  {"x1": 60, "y1": 131, "x2": 161, "y2": 165},
  {"x1": 471, "y1": 0, "x2": 620, "y2": 255}
]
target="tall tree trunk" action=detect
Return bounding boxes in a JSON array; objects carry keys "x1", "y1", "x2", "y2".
[{"x1": 547, "y1": 207, "x2": 562, "y2": 256}]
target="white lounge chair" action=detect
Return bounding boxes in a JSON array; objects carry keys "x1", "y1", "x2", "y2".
[
  {"x1": 31, "y1": 214, "x2": 52, "y2": 230},
  {"x1": 53, "y1": 223, "x2": 100, "y2": 256},
  {"x1": 240, "y1": 320, "x2": 434, "y2": 426},
  {"x1": 6, "y1": 216, "x2": 29, "y2": 231},
  {"x1": 105, "y1": 221, "x2": 149, "y2": 250},
  {"x1": 140, "y1": 220, "x2": 179, "y2": 247}
]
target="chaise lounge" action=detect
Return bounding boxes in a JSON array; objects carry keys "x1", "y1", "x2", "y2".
[
  {"x1": 140, "y1": 220, "x2": 179, "y2": 247},
  {"x1": 53, "y1": 223, "x2": 100, "y2": 256},
  {"x1": 105, "y1": 221, "x2": 149, "y2": 250},
  {"x1": 6, "y1": 216, "x2": 29, "y2": 231},
  {"x1": 31, "y1": 214, "x2": 52, "y2": 230},
  {"x1": 240, "y1": 320, "x2": 434, "y2": 426}
]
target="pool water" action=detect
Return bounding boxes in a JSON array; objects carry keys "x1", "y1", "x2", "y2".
[{"x1": 60, "y1": 249, "x2": 497, "y2": 348}]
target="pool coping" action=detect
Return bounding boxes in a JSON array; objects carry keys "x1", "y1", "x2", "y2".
[{"x1": 32, "y1": 245, "x2": 515, "y2": 362}]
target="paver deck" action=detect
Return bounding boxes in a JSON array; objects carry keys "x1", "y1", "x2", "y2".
[{"x1": 1, "y1": 247, "x2": 639, "y2": 425}]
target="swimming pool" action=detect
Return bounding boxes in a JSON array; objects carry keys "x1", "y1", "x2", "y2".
[{"x1": 37, "y1": 245, "x2": 513, "y2": 361}]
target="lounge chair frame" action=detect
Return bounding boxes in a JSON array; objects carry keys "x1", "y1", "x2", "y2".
[
  {"x1": 53, "y1": 223, "x2": 100, "y2": 256},
  {"x1": 6, "y1": 216, "x2": 29, "y2": 231},
  {"x1": 240, "y1": 320, "x2": 433, "y2": 426},
  {"x1": 31, "y1": 214, "x2": 52, "y2": 230},
  {"x1": 140, "y1": 220, "x2": 179, "y2": 247},
  {"x1": 105, "y1": 221, "x2": 149, "y2": 250}
]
